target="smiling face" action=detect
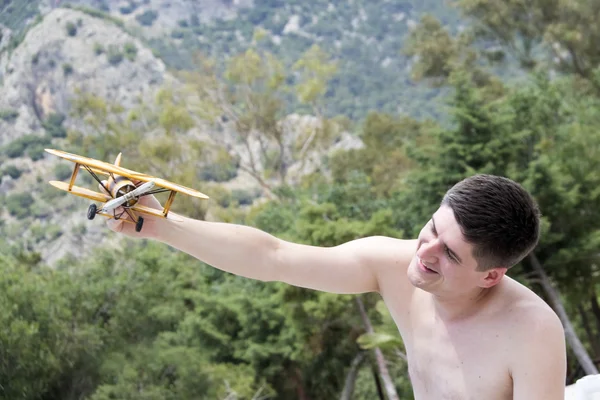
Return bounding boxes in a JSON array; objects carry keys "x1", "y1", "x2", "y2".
[{"x1": 406, "y1": 205, "x2": 507, "y2": 297}]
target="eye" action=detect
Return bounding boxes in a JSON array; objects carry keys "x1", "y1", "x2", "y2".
[
  {"x1": 445, "y1": 247, "x2": 456, "y2": 263},
  {"x1": 430, "y1": 221, "x2": 437, "y2": 235}
]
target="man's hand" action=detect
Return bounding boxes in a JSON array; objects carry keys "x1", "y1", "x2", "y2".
[{"x1": 99, "y1": 180, "x2": 164, "y2": 239}]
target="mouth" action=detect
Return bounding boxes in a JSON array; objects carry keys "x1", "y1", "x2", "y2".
[{"x1": 417, "y1": 257, "x2": 438, "y2": 274}]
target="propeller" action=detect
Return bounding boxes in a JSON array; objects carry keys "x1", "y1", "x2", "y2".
[{"x1": 101, "y1": 180, "x2": 156, "y2": 214}]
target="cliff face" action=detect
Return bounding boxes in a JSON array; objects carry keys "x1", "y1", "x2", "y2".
[
  {"x1": 0, "y1": 7, "x2": 173, "y2": 146},
  {"x1": 0, "y1": 7, "x2": 181, "y2": 265},
  {"x1": 0, "y1": 3, "x2": 361, "y2": 267}
]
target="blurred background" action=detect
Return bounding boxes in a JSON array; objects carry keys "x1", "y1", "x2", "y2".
[{"x1": 0, "y1": 0, "x2": 599, "y2": 398}]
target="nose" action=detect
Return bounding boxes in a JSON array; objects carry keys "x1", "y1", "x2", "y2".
[{"x1": 417, "y1": 238, "x2": 440, "y2": 264}]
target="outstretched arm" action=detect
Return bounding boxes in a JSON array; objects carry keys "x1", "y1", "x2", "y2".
[{"x1": 106, "y1": 195, "x2": 415, "y2": 295}]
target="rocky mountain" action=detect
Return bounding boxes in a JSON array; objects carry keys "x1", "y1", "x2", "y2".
[
  {"x1": 0, "y1": 3, "x2": 363, "y2": 266},
  {"x1": 0, "y1": 7, "x2": 172, "y2": 145},
  {"x1": 0, "y1": 6, "x2": 181, "y2": 264},
  {"x1": 49, "y1": 0, "x2": 253, "y2": 37}
]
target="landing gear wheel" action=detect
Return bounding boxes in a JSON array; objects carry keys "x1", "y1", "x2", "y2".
[
  {"x1": 135, "y1": 216, "x2": 144, "y2": 233},
  {"x1": 87, "y1": 204, "x2": 97, "y2": 220}
]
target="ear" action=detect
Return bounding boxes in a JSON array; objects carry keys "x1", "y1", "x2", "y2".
[{"x1": 479, "y1": 267, "x2": 507, "y2": 288}]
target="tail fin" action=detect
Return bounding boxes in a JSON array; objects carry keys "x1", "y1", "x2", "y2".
[{"x1": 114, "y1": 152, "x2": 122, "y2": 167}]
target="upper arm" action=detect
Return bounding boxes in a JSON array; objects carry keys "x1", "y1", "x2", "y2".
[
  {"x1": 511, "y1": 308, "x2": 567, "y2": 400},
  {"x1": 275, "y1": 236, "x2": 416, "y2": 295}
]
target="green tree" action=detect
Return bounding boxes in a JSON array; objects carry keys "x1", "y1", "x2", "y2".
[
  {"x1": 456, "y1": 0, "x2": 600, "y2": 86},
  {"x1": 246, "y1": 176, "x2": 413, "y2": 399},
  {"x1": 0, "y1": 251, "x2": 106, "y2": 400},
  {"x1": 181, "y1": 37, "x2": 342, "y2": 197},
  {"x1": 329, "y1": 112, "x2": 429, "y2": 196}
]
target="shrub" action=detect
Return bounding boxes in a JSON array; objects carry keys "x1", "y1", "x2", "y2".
[
  {"x1": 107, "y1": 45, "x2": 123, "y2": 65},
  {"x1": 171, "y1": 29, "x2": 185, "y2": 39},
  {"x1": 93, "y1": 43, "x2": 104, "y2": 55},
  {"x1": 207, "y1": 186, "x2": 232, "y2": 208},
  {"x1": 54, "y1": 163, "x2": 73, "y2": 181},
  {"x1": 62, "y1": 63, "x2": 73, "y2": 76},
  {"x1": 46, "y1": 224, "x2": 63, "y2": 241},
  {"x1": 2, "y1": 165, "x2": 21, "y2": 179},
  {"x1": 66, "y1": 21, "x2": 77, "y2": 36},
  {"x1": 4, "y1": 140, "x2": 27, "y2": 158},
  {"x1": 136, "y1": 10, "x2": 158, "y2": 26},
  {"x1": 0, "y1": 109, "x2": 19, "y2": 122},
  {"x1": 6, "y1": 192, "x2": 35, "y2": 218},
  {"x1": 28, "y1": 145, "x2": 46, "y2": 161},
  {"x1": 42, "y1": 113, "x2": 67, "y2": 138},
  {"x1": 231, "y1": 189, "x2": 258, "y2": 206},
  {"x1": 41, "y1": 183, "x2": 67, "y2": 201},
  {"x1": 198, "y1": 163, "x2": 238, "y2": 182},
  {"x1": 119, "y1": 1, "x2": 137, "y2": 15},
  {"x1": 123, "y1": 42, "x2": 137, "y2": 61},
  {"x1": 3, "y1": 135, "x2": 52, "y2": 158}
]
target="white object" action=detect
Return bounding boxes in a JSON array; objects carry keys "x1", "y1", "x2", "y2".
[
  {"x1": 101, "y1": 180, "x2": 155, "y2": 213},
  {"x1": 566, "y1": 375, "x2": 600, "y2": 400}
]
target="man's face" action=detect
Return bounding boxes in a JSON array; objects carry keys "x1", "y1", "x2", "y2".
[{"x1": 407, "y1": 205, "x2": 503, "y2": 296}]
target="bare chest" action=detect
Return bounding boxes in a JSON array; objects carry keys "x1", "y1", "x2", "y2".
[{"x1": 402, "y1": 307, "x2": 513, "y2": 399}]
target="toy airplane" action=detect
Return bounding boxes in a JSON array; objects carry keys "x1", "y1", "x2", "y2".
[{"x1": 45, "y1": 148, "x2": 209, "y2": 232}]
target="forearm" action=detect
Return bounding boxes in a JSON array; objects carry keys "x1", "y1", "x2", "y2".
[{"x1": 152, "y1": 215, "x2": 282, "y2": 282}]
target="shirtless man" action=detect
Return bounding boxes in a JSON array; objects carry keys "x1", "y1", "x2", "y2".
[{"x1": 106, "y1": 174, "x2": 567, "y2": 399}]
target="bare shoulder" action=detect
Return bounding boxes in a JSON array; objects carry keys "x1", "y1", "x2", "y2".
[
  {"x1": 342, "y1": 236, "x2": 416, "y2": 267},
  {"x1": 346, "y1": 236, "x2": 418, "y2": 301},
  {"x1": 501, "y1": 277, "x2": 563, "y2": 332},
  {"x1": 499, "y1": 278, "x2": 567, "y2": 399}
]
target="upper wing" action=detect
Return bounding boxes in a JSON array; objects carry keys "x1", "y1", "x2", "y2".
[
  {"x1": 45, "y1": 148, "x2": 209, "y2": 199},
  {"x1": 150, "y1": 177, "x2": 209, "y2": 199},
  {"x1": 46, "y1": 148, "x2": 155, "y2": 181}
]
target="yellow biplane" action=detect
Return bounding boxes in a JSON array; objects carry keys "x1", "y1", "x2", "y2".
[{"x1": 45, "y1": 148, "x2": 209, "y2": 232}]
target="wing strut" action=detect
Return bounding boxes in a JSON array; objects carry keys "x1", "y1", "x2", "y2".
[
  {"x1": 68, "y1": 163, "x2": 80, "y2": 191},
  {"x1": 163, "y1": 191, "x2": 177, "y2": 217},
  {"x1": 82, "y1": 164, "x2": 112, "y2": 198}
]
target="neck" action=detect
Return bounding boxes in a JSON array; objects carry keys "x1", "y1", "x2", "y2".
[{"x1": 432, "y1": 284, "x2": 498, "y2": 321}]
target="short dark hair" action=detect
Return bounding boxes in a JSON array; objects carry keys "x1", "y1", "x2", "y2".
[{"x1": 441, "y1": 174, "x2": 541, "y2": 271}]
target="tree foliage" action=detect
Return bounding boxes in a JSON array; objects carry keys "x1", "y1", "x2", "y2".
[{"x1": 179, "y1": 39, "x2": 342, "y2": 197}]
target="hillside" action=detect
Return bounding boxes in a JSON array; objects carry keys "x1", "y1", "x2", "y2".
[
  {"x1": 0, "y1": 5, "x2": 363, "y2": 266},
  {"x1": 2, "y1": 0, "x2": 461, "y2": 121},
  {"x1": 174, "y1": 0, "x2": 460, "y2": 120},
  {"x1": 0, "y1": 7, "x2": 174, "y2": 144},
  {"x1": 0, "y1": 7, "x2": 179, "y2": 264}
]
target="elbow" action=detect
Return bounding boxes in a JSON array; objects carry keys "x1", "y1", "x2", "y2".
[
  {"x1": 267, "y1": 238, "x2": 288, "y2": 283},
  {"x1": 268, "y1": 238, "x2": 285, "y2": 282}
]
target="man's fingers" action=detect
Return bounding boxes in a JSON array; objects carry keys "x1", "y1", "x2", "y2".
[{"x1": 106, "y1": 218, "x2": 124, "y2": 232}]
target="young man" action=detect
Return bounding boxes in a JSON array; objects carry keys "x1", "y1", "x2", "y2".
[{"x1": 106, "y1": 174, "x2": 567, "y2": 399}]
